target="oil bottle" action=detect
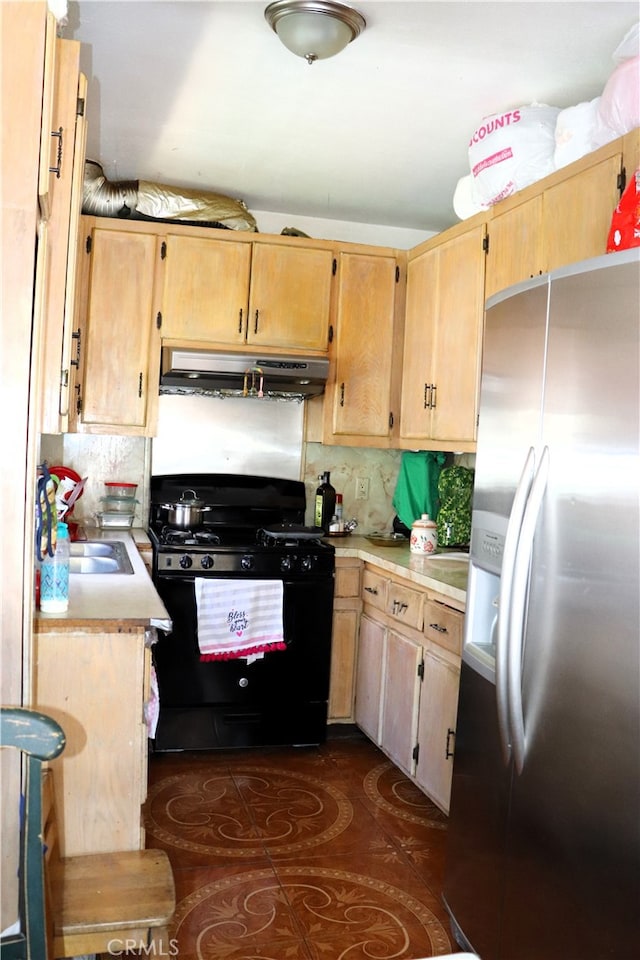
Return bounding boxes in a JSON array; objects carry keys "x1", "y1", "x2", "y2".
[{"x1": 314, "y1": 472, "x2": 336, "y2": 532}]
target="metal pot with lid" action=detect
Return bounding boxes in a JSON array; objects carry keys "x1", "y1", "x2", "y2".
[{"x1": 160, "y1": 489, "x2": 212, "y2": 528}]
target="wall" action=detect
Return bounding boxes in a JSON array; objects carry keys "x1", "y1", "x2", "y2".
[{"x1": 42, "y1": 430, "x2": 474, "y2": 537}]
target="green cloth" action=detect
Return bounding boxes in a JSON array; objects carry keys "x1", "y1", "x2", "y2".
[{"x1": 392, "y1": 451, "x2": 447, "y2": 529}]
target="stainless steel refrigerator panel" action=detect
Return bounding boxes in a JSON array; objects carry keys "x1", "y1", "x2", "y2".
[
  {"x1": 499, "y1": 253, "x2": 640, "y2": 958},
  {"x1": 473, "y1": 278, "x2": 549, "y2": 523},
  {"x1": 443, "y1": 661, "x2": 511, "y2": 958},
  {"x1": 444, "y1": 249, "x2": 640, "y2": 960}
]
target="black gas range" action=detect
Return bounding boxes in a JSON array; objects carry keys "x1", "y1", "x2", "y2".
[{"x1": 148, "y1": 474, "x2": 335, "y2": 752}]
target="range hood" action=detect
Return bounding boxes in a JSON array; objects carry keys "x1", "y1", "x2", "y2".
[{"x1": 160, "y1": 347, "x2": 329, "y2": 397}]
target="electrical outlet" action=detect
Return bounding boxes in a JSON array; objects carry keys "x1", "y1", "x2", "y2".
[{"x1": 355, "y1": 477, "x2": 369, "y2": 500}]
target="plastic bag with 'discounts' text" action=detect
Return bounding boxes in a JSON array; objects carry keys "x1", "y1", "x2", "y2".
[{"x1": 468, "y1": 103, "x2": 560, "y2": 206}]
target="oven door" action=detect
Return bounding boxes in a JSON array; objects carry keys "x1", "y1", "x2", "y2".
[{"x1": 152, "y1": 573, "x2": 334, "y2": 750}]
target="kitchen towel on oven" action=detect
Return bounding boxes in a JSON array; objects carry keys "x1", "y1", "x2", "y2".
[{"x1": 195, "y1": 578, "x2": 286, "y2": 661}]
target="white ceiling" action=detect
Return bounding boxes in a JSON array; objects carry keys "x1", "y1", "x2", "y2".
[{"x1": 64, "y1": 1, "x2": 638, "y2": 235}]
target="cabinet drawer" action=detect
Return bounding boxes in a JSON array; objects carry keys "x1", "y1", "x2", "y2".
[
  {"x1": 386, "y1": 581, "x2": 425, "y2": 631},
  {"x1": 424, "y1": 599, "x2": 463, "y2": 655},
  {"x1": 361, "y1": 568, "x2": 388, "y2": 613},
  {"x1": 335, "y1": 559, "x2": 361, "y2": 598}
]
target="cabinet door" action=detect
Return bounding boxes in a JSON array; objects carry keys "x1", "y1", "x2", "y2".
[
  {"x1": 331, "y1": 252, "x2": 399, "y2": 440},
  {"x1": 380, "y1": 629, "x2": 423, "y2": 776},
  {"x1": 79, "y1": 228, "x2": 158, "y2": 430},
  {"x1": 430, "y1": 226, "x2": 486, "y2": 443},
  {"x1": 415, "y1": 650, "x2": 460, "y2": 813},
  {"x1": 160, "y1": 234, "x2": 251, "y2": 344},
  {"x1": 248, "y1": 243, "x2": 333, "y2": 351},
  {"x1": 399, "y1": 247, "x2": 438, "y2": 440},
  {"x1": 485, "y1": 194, "x2": 544, "y2": 299},
  {"x1": 400, "y1": 225, "x2": 486, "y2": 446},
  {"x1": 329, "y1": 604, "x2": 360, "y2": 722},
  {"x1": 39, "y1": 41, "x2": 85, "y2": 434},
  {"x1": 354, "y1": 613, "x2": 386, "y2": 743},
  {"x1": 37, "y1": 11, "x2": 57, "y2": 220},
  {"x1": 543, "y1": 153, "x2": 622, "y2": 271}
]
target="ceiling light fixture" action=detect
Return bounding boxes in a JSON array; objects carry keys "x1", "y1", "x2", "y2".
[{"x1": 264, "y1": 0, "x2": 366, "y2": 65}]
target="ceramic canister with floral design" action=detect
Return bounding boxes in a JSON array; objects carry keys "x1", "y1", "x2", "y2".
[{"x1": 410, "y1": 514, "x2": 438, "y2": 554}]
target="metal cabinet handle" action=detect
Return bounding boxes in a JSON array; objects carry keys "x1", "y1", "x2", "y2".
[
  {"x1": 445, "y1": 728, "x2": 455, "y2": 759},
  {"x1": 364, "y1": 585, "x2": 378, "y2": 595},
  {"x1": 392, "y1": 600, "x2": 408, "y2": 615},
  {"x1": 238, "y1": 308, "x2": 244, "y2": 334},
  {"x1": 340, "y1": 382, "x2": 345, "y2": 407},
  {"x1": 49, "y1": 126, "x2": 63, "y2": 177},
  {"x1": 138, "y1": 372, "x2": 143, "y2": 398},
  {"x1": 429, "y1": 622, "x2": 448, "y2": 634},
  {"x1": 70, "y1": 329, "x2": 81, "y2": 368},
  {"x1": 423, "y1": 383, "x2": 430, "y2": 409},
  {"x1": 254, "y1": 309, "x2": 259, "y2": 335}
]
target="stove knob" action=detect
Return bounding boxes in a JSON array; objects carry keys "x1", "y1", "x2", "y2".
[
  {"x1": 179, "y1": 554, "x2": 193, "y2": 569},
  {"x1": 241, "y1": 555, "x2": 254, "y2": 571},
  {"x1": 280, "y1": 556, "x2": 292, "y2": 572},
  {"x1": 201, "y1": 555, "x2": 214, "y2": 570},
  {"x1": 301, "y1": 556, "x2": 313, "y2": 572}
]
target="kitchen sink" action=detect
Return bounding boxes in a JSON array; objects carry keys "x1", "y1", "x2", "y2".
[{"x1": 69, "y1": 540, "x2": 133, "y2": 575}]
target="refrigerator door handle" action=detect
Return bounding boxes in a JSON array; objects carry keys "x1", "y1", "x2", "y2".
[
  {"x1": 508, "y1": 445, "x2": 550, "y2": 775},
  {"x1": 496, "y1": 447, "x2": 536, "y2": 764}
]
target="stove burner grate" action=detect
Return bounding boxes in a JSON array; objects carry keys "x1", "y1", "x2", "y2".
[{"x1": 160, "y1": 526, "x2": 222, "y2": 547}]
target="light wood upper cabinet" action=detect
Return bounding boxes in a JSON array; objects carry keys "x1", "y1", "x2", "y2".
[
  {"x1": 248, "y1": 243, "x2": 333, "y2": 351},
  {"x1": 39, "y1": 39, "x2": 87, "y2": 435},
  {"x1": 72, "y1": 223, "x2": 161, "y2": 435},
  {"x1": 400, "y1": 222, "x2": 486, "y2": 451},
  {"x1": 543, "y1": 153, "x2": 621, "y2": 272},
  {"x1": 37, "y1": 10, "x2": 57, "y2": 221},
  {"x1": 159, "y1": 234, "x2": 251, "y2": 344},
  {"x1": 325, "y1": 251, "x2": 402, "y2": 446},
  {"x1": 484, "y1": 194, "x2": 543, "y2": 299},
  {"x1": 485, "y1": 142, "x2": 625, "y2": 299},
  {"x1": 160, "y1": 235, "x2": 333, "y2": 351}
]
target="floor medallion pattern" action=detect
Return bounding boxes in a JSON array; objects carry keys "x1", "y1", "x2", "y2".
[
  {"x1": 145, "y1": 735, "x2": 453, "y2": 958},
  {"x1": 171, "y1": 865, "x2": 451, "y2": 960},
  {"x1": 144, "y1": 766, "x2": 353, "y2": 857},
  {"x1": 363, "y1": 763, "x2": 448, "y2": 829}
]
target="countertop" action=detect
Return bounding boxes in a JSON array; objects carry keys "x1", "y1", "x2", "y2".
[
  {"x1": 329, "y1": 535, "x2": 468, "y2": 607},
  {"x1": 34, "y1": 528, "x2": 172, "y2": 632}
]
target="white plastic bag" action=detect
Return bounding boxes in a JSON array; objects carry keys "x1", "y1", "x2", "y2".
[
  {"x1": 593, "y1": 55, "x2": 640, "y2": 147},
  {"x1": 453, "y1": 174, "x2": 489, "y2": 220},
  {"x1": 468, "y1": 103, "x2": 560, "y2": 206},
  {"x1": 554, "y1": 98, "x2": 600, "y2": 169}
]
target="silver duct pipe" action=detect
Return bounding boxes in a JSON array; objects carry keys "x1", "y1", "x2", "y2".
[{"x1": 82, "y1": 160, "x2": 257, "y2": 231}]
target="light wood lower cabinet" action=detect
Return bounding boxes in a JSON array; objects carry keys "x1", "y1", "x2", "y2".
[
  {"x1": 354, "y1": 564, "x2": 464, "y2": 812},
  {"x1": 328, "y1": 559, "x2": 362, "y2": 723},
  {"x1": 354, "y1": 612, "x2": 385, "y2": 742},
  {"x1": 414, "y1": 649, "x2": 460, "y2": 813},
  {"x1": 33, "y1": 624, "x2": 151, "y2": 856}
]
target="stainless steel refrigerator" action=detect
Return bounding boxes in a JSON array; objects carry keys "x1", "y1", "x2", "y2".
[{"x1": 442, "y1": 248, "x2": 640, "y2": 960}]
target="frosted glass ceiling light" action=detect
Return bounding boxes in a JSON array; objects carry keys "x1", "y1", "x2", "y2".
[{"x1": 265, "y1": 0, "x2": 366, "y2": 65}]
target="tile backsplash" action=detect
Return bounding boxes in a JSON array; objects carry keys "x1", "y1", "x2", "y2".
[{"x1": 40, "y1": 432, "x2": 474, "y2": 535}]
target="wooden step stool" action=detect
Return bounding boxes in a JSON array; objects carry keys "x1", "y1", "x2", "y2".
[{"x1": 43, "y1": 769, "x2": 176, "y2": 958}]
